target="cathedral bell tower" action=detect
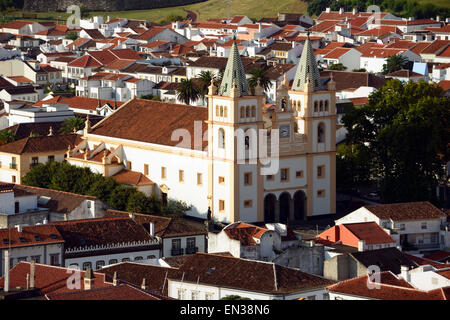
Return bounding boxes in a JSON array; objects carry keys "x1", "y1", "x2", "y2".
[
  {"x1": 288, "y1": 32, "x2": 337, "y2": 216},
  {"x1": 206, "y1": 41, "x2": 266, "y2": 223}
]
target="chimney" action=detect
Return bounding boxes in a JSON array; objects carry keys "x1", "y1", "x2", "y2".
[
  {"x1": 400, "y1": 265, "x2": 410, "y2": 282},
  {"x1": 325, "y1": 7, "x2": 331, "y2": 13},
  {"x1": 258, "y1": 22, "x2": 262, "y2": 33},
  {"x1": 16, "y1": 225, "x2": 22, "y2": 233},
  {"x1": 4, "y1": 250, "x2": 10, "y2": 292},
  {"x1": 30, "y1": 260, "x2": 35, "y2": 289},
  {"x1": 141, "y1": 278, "x2": 148, "y2": 290},
  {"x1": 436, "y1": 16, "x2": 440, "y2": 22},
  {"x1": 84, "y1": 268, "x2": 95, "y2": 290},
  {"x1": 113, "y1": 271, "x2": 118, "y2": 286},
  {"x1": 43, "y1": 219, "x2": 48, "y2": 225},
  {"x1": 149, "y1": 222, "x2": 155, "y2": 237},
  {"x1": 357, "y1": 239, "x2": 365, "y2": 251},
  {"x1": 352, "y1": 8, "x2": 358, "y2": 15},
  {"x1": 26, "y1": 274, "x2": 30, "y2": 290},
  {"x1": 339, "y1": 8, "x2": 344, "y2": 15}
]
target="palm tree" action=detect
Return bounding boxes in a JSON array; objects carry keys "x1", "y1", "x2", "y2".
[
  {"x1": 248, "y1": 67, "x2": 272, "y2": 95},
  {"x1": 382, "y1": 54, "x2": 409, "y2": 75},
  {"x1": 198, "y1": 71, "x2": 215, "y2": 96},
  {"x1": 60, "y1": 117, "x2": 85, "y2": 134},
  {"x1": 176, "y1": 79, "x2": 200, "y2": 105}
]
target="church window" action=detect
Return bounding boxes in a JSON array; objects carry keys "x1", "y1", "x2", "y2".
[
  {"x1": 314, "y1": 101, "x2": 318, "y2": 112},
  {"x1": 318, "y1": 123, "x2": 325, "y2": 143},
  {"x1": 218, "y1": 176, "x2": 225, "y2": 184},
  {"x1": 245, "y1": 106, "x2": 250, "y2": 117},
  {"x1": 244, "y1": 172, "x2": 252, "y2": 186},
  {"x1": 245, "y1": 136, "x2": 250, "y2": 150},
  {"x1": 223, "y1": 107, "x2": 228, "y2": 118},
  {"x1": 179, "y1": 170, "x2": 184, "y2": 183},
  {"x1": 220, "y1": 106, "x2": 224, "y2": 117},
  {"x1": 251, "y1": 106, "x2": 256, "y2": 117},
  {"x1": 218, "y1": 128, "x2": 225, "y2": 149},
  {"x1": 219, "y1": 200, "x2": 225, "y2": 212},
  {"x1": 197, "y1": 173, "x2": 203, "y2": 185},
  {"x1": 161, "y1": 167, "x2": 167, "y2": 180},
  {"x1": 319, "y1": 101, "x2": 323, "y2": 112},
  {"x1": 144, "y1": 164, "x2": 149, "y2": 176},
  {"x1": 317, "y1": 165, "x2": 325, "y2": 179},
  {"x1": 244, "y1": 200, "x2": 253, "y2": 208},
  {"x1": 216, "y1": 105, "x2": 220, "y2": 116},
  {"x1": 240, "y1": 107, "x2": 245, "y2": 118},
  {"x1": 325, "y1": 100, "x2": 329, "y2": 111},
  {"x1": 280, "y1": 168, "x2": 289, "y2": 182}
]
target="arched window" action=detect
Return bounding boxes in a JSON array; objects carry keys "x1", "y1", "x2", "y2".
[
  {"x1": 245, "y1": 136, "x2": 250, "y2": 150},
  {"x1": 318, "y1": 123, "x2": 325, "y2": 143},
  {"x1": 220, "y1": 106, "x2": 224, "y2": 117},
  {"x1": 325, "y1": 100, "x2": 329, "y2": 112},
  {"x1": 281, "y1": 97, "x2": 287, "y2": 111},
  {"x1": 219, "y1": 128, "x2": 225, "y2": 149},
  {"x1": 314, "y1": 101, "x2": 318, "y2": 112},
  {"x1": 294, "y1": 122, "x2": 298, "y2": 133},
  {"x1": 251, "y1": 106, "x2": 256, "y2": 117},
  {"x1": 319, "y1": 101, "x2": 323, "y2": 112},
  {"x1": 216, "y1": 105, "x2": 219, "y2": 116},
  {"x1": 297, "y1": 101, "x2": 301, "y2": 112},
  {"x1": 245, "y1": 106, "x2": 250, "y2": 117},
  {"x1": 223, "y1": 107, "x2": 227, "y2": 118},
  {"x1": 240, "y1": 107, "x2": 245, "y2": 118}
]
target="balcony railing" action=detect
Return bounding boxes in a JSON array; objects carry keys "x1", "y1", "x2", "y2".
[
  {"x1": 9, "y1": 163, "x2": 17, "y2": 170},
  {"x1": 171, "y1": 248, "x2": 184, "y2": 256},
  {"x1": 185, "y1": 247, "x2": 198, "y2": 255}
]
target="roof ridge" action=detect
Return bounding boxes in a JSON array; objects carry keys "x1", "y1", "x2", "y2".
[{"x1": 15, "y1": 183, "x2": 97, "y2": 200}]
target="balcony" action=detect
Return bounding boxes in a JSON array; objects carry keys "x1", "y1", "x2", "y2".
[
  {"x1": 171, "y1": 248, "x2": 184, "y2": 256},
  {"x1": 185, "y1": 247, "x2": 198, "y2": 255},
  {"x1": 9, "y1": 163, "x2": 17, "y2": 170}
]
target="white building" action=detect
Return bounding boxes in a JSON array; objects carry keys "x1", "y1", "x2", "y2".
[
  {"x1": 67, "y1": 37, "x2": 337, "y2": 224},
  {"x1": 335, "y1": 202, "x2": 450, "y2": 252},
  {"x1": 167, "y1": 252, "x2": 334, "y2": 300}
]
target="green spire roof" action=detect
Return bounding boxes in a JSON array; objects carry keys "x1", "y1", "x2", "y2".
[
  {"x1": 291, "y1": 33, "x2": 323, "y2": 92},
  {"x1": 218, "y1": 41, "x2": 250, "y2": 97}
]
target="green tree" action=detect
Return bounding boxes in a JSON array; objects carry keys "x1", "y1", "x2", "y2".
[
  {"x1": 61, "y1": 117, "x2": 85, "y2": 134},
  {"x1": 65, "y1": 31, "x2": 79, "y2": 41},
  {"x1": 161, "y1": 200, "x2": 192, "y2": 218},
  {"x1": 176, "y1": 78, "x2": 200, "y2": 105},
  {"x1": 382, "y1": 54, "x2": 409, "y2": 75},
  {"x1": 0, "y1": 129, "x2": 15, "y2": 145},
  {"x1": 248, "y1": 67, "x2": 272, "y2": 95},
  {"x1": 342, "y1": 79, "x2": 450, "y2": 204},
  {"x1": 108, "y1": 185, "x2": 137, "y2": 211},
  {"x1": 140, "y1": 94, "x2": 161, "y2": 101},
  {"x1": 328, "y1": 63, "x2": 347, "y2": 71},
  {"x1": 198, "y1": 70, "x2": 217, "y2": 98}
]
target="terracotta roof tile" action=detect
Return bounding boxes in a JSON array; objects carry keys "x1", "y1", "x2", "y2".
[
  {"x1": 0, "y1": 225, "x2": 63, "y2": 249},
  {"x1": 89, "y1": 98, "x2": 208, "y2": 150},
  {"x1": 364, "y1": 201, "x2": 445, "y2": 221},
  {"x1": 112, "y1": 169, "x2": 154, "y2": 186},
  {"x1": 0, "y1": 134, "x2": 81, "y2": 155},
  {"x1": 0, "y1": 262, "x2": 111, "y2": 295}
]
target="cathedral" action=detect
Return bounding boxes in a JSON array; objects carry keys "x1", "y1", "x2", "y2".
[{"x1": 67, "y1": 34, "x2": 337, "y2": 224}]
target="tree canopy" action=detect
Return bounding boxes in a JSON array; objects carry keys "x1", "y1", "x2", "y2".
[
  {"x1": 341, "y1": 79, "x2": 450, "y2": 204},
  {"x1": 382, "y1": 54, "x2": 408, "y2": 75},
  {"x1": 22, "y1": 161, "x2": 191, "y2": 217},
  {"x1": 176, "y1": 78, "x2": 200, "y2": 105}
]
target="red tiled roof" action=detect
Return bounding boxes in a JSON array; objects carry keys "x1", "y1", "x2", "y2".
[
  {"x1": 343, "y1": 222, "x2": 396, "y2": 245},
  {"x1": 0, "y1": 225, "x2": 63, "y2": 249},
  {"x1": 438, "y1": 80, "x2": 450, "y2": 91},
  {"x1": 0, "y1": 262, "x2": 111, "y2": 295},
  {"x1": 68, "y1": 55, "x2": 102, "y2": 68},
  {"x1": 404, "y1": 253, "x2": 450, "y2": 269},
  {"x1": 327, "y1": 271, "x2": 448, "y2": 300},
  {"x1": 43, "y1": 283, "x2": 168, "y2": 300},
  {"x1": 0, "y1": 20, "x2": 34, "y2": 30},
  {"x1": 0, "y1": 134, "x2": 81, "y2": 155},
  {"x1": 8, "y1": 76, "x2": 32, "y2": 83},
  {"x1": 364, "y1": 201, "x2": 446, "y2": 221},
  {"x1": 223, "y1": 222, "x2": 268, "y2": 245},
  {"x1": 423, "y1": 251, "x2": 450, "y2": 263},
  {"x1": 348, "y1": 97, "x2": 369, "y2": 105},
  {"x1": 323, "y1": 47, "x2": 352, "y2": 59},
  {"x1": 308, "y1": 20, "x2": 338, "y2": 33},
  {"x1": 89, "y1": 98, "x2": 208, "y2": 150},
  {"x1": 112, "y1": 169, "x2": 154, "y2": 186},
  {"x1": 35, "y1": 95, "x2": 124, "y2": 111},
  {"x1": 51, "y1": 217, "x2": 156, "y2": 249}
]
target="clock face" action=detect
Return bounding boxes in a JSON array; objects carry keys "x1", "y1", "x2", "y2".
[{"x1": 280, "y1": 125, "x2": 290, "y2": 138}]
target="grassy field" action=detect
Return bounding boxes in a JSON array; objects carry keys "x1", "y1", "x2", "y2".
[{"x1": 5, "y1": 0, "x2": 309, "y2": 24}]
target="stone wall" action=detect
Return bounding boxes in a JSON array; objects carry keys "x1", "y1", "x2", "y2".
[{"x1": 24, "y1": 0, "x2": 206, "y2": 12}]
